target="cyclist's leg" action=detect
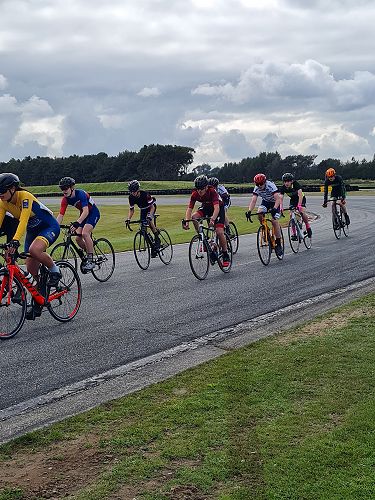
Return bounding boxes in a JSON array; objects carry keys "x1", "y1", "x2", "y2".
[
  {"x1": 192, "y1": 208, "x2": 205, "y2": 232},
  {"x1": 338, "y1": 199, "x2": 350, "y2": 224}
]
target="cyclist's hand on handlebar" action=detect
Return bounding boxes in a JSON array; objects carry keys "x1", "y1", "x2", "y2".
[
  {"x1": 208, "y1": 218, "x2": 215, "y2": 227},
  {"x1": 69, "y1": 221, "x2": 80, "y2": 233},
  {"x1": 124, "y1": 218, "x2": 130, "y2": 226},
  {"x1": 182, "y1": 219, "x2": 189, "y2": 230},
  {"x1": 297, "y1": 204, "x2": 303, "y2": 212},
  {"x1": 6, "y1": 239, "x2": 20, "y2": 254},
  {"x1": 245, "y1": 210, "x2": 253, "y2": 222},
  {"x1": 322, "y1": 203, "x2": 327, "y2": 208}
]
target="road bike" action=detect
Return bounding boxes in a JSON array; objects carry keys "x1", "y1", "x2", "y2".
[
  {"x1": 327, "y1": 198, "x2": 349, "y2": 240},
  {"x1": 50, "y1": 225, "x2": 115, "y2": 282},
  {"x1": 0, "y1": 243, "x2": 82, "y2": 339},
  {"x1": 225, "y1": 221, "x2": 239, "y2": 254},
  {"x1": 246, "y1": 211, "x2": 284, "y2": 266},
  {"x1": 183, "y1": 217, "x2": 233, "y2": 280},
  {"x1": 125, "y1": 215, "x2": 173, "y2": 270},
  {"x1": 287, "y1": 208, "x2": 312, "y2": 253}
]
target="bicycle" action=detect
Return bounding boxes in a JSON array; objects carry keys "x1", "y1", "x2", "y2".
[
  {"x1": 0, "y1": 243, "x2": 82, "y2": 339},
  {"x1": 183, "y1": 217, "x2": 233, "y2": 280},
  {"x1": 50, "y1": 225, "x2": 115, "y2": 282},
  {"x1": 287, "y1": 208, "x2": 312, "y2": 253},
  {"x1": 327, "y1": 198, "x2": 349, "y2": 240},
  {"x1": 125, "y1": 215, "x2": 173, "y2": 270},
  {"x1": 225, "y1": 221, "x2": 239, "y2": 254},
  {"x1": 246, "y1": 211, "x2": 284, "y2": 266}
]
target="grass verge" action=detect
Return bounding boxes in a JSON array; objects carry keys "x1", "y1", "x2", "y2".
[{"x1": 1, "y1": 294, "x2": 375, "y2": 499}]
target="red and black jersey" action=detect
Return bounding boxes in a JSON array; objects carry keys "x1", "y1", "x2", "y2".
[
  {"x1": 188, "y1": 186, "x2": 222, "y2": 210},
  {"x1": 129, "y1": 190, "x2": 156, "y2": 210}
]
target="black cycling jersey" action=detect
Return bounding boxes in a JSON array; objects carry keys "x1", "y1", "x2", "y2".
[
  {"x1": 324, "y1": 175, "x2": 346, "y2": 203},
  {"x1": 129, "y1": 191, "x2": 156, "y2": 210},
  {"x1": 279, "y1": 180, "x2": 305, "y2": 206}
]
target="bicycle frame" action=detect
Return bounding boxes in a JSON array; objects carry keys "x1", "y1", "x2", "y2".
[
  {"x1": 0, "y1": 249, "x2": 68, "y2": 307},
  {"x1": 289, "y1": 209, "x2": 304, "y2": 240},
  {"x1": 185, "y1": 217, "x2": 218, "y2": 262},
  {"x1": 58, "y1": 225, "x2": 86, "y2": 259}
]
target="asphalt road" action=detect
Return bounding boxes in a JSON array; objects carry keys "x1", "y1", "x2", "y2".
[{"x1": 1, "y1": 195, "x2": 374, "y2": 411}]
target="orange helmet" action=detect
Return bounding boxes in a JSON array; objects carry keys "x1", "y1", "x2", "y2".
[{"x1": 325, "y1": 168, "x2": 336, "y2": 178}]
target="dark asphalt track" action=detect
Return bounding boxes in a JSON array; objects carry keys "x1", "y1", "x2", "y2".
[{"x1": 1, "y1": 195, "x2": 374, "y2": 410}]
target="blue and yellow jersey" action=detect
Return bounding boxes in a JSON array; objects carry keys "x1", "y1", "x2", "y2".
[{"x1": 0, "y1": 190, "x2": 54, "y2": 241}]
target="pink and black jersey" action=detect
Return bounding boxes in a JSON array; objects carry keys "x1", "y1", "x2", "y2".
[
  {"x1": 59, "y1": 189, "x2": 96, "y2": 216},
  {"x1": 188, "y1": 186, "x2": 222, "y2": 210}
]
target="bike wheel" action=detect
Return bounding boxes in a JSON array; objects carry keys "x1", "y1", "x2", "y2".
[
  {"x1": 50, "y1": 243, "x2": 78, "y2": 271},
  {"x1": 275, "y1": 228, "x2": 285, "y2": 261},
  {"x1": 0, "y1": 270, "x2": 27, "y2": 339},
  {"x1": 226, "y1": 222, "x2": 239, "y2": 254},
  {"x1": 91, "y1": 238, "x2": 116, "y2": 282},
  {"x1": 288, "y1": 219, "x2": 300, "y2": 254},
  {"x1": 217, "y1": 235, "x2": 233, "y2": 273},
  {"x1": 47, "y1": 261, "x2": 82, "y2": 322},
  {"x1": 332, "y1": 210, "x2": 341, "y2": 239},
  {"x1": 188, "y1": 235, "x2": 210, "y2": 280},
  {"x1": 133, "y1": 231, "x2": 151, "y2": 270},
  {"x1": 340, "y1": 208, "x2": 349, "y2": 237},
  {"x1": 303, "y1": 226, "x2": 312, "y2": 249},
  {"x1": 157, "y1": 229, "x2": 173, "y2": 265},
  {"x1": 257, "y1": 225, "x2": 271, "y2": 266}
]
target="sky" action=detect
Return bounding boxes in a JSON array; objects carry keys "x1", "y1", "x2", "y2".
[{"x1": 0, "y1": 0, "x2": 374, "y2": 167}]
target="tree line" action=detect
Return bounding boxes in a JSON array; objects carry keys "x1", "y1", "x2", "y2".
[{"x1": 1, "y1": 146, "x2": 375, "y2": 186}]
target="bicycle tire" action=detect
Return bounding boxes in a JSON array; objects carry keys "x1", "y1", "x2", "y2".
[
  {"x1": 47, "y1": 260, "x2": 82, "y2": 322},
  {"x1": 217, "y1": 235, "x2": 233, "y2": 273},
  {"x1": 275, "y1": 228, "x2": 285, "y2": 261},
  {"x1": 0, "y1": 270, "x2": 27, "y2": 339},
  {"x1": 227, "y1": 222, "x2": 239, "y2": 254},
  {"x1": 188, "y1": 234, "x2": 210, "y2": 280},
  {"x1": 157, "y1": 229, "x2": 173, "y2": 265},
  {"x1": 340, "y1": 207, "x2": 349, "y2": 237},
  {"x1": 332, "y1": 209, "x2": 341, "y2": 239},
  {"x1": 50, "y1": 242, "x2": 78, "y2": 271},
  {"x1": 257, "y1": 225, "x2": 271, "y2": 265},
  {"x1": 91, "y1": 237, "x2": 116, "y2": 282},
  {"x1": 134, "y1": 231, "x2": 151, "y2": 270},
  {"x1": 288, "y1": 218, "x2": 300, "y2": 254}
]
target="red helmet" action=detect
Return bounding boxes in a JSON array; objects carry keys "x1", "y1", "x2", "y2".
[{"x1": 254, "y1": 173, "x2": 266, "y2": 186}]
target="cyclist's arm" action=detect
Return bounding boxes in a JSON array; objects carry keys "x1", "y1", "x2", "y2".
[
  {"x1": 297, "y1": 189, "x2": 304, "y2": 205},
  {"x1": 0, "y1": 205, "x2": 6, "y2": 228},
  {"x1": 273, "y1": 191, "x2": 281, "y2": 209},
  {"x1": 210, "y1": 202, "x2": 220, "y2": 224},
  {"x1": 13, "y1": 196, "x2": 33, "y2": 242},
  {"x1": 76, "y1": 205, "x2": 89, "y2": 224},
  {"x1": 56, "y1": 213, "x2": 64, "y2": 224},
  {"x1": 248, "y1": 194, "x2": 257, "y2": 212},
  {"x1": 323, "y1": 181, "x2": 328, "y2": 204},
  {"x1": 185, "y1": 207, "x2": 193, "y2": 221}
]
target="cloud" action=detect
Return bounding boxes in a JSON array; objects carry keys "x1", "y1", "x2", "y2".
[
  {"x1": 0, "y1": 75, "x2": 7, "y2": 90},
  {"x1": 137, "y1": 87, "x2": 161, "y2": 97},
  {"x1": 13, "y1": 115, "x2": 65, "y2": 157}
]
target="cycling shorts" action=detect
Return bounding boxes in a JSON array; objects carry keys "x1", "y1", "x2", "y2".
[
  {"x1": 195, "y1": 205, "x2": 225, "y2": 228},
  {"x1": 258, "y1": 200, "x2": 280, "y2": 220},
  {"x1": 78, "y1": 205, "x2": 100, "y2": 228},
  {"x1": 24, "y1": 217, "x2": 60, "y2": 252},
  {"x1": 289, "y1": 196, "x2": 306, "y2": 209}
]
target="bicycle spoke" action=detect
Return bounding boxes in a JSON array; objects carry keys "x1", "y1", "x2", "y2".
[
  {"x1": 157, "y1": 229, "x2": 173, "y2": 265},
  {"x1": 257, "y1": 225, "x2": 271, "y2": 265},
  {"x1": 188, "y1": 235, "x2": 209, "y2": 280},
  {"x1": 0, "y1": 271, "x2": 27, "y2": 339},
  {"x1": 91, "y1": 238, "x2": 116, "y2": 282}
]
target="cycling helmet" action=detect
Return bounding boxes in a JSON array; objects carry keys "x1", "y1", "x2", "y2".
[
  {"x1": 325, "y1": 168, "x2": 336, "y2": 178},
  {"x1": 0, "y1": 173, "x2": 20, "y2": 193},
  {"x1": 58, "y1": 176, "x2": 75, "y2": 189},
  {"x1": 128, "y1": 179, "x2": 140, "y2": 192},
  {"x1": 208, "y1": 177, "x2": 219, "y2": 188},
  {"x1": 282, "y1": 172, "x2": 294, "y2": 182},
  {"x1": 254, "y1": 173, "x2": 266, "y2": 186},
  {"x1": 194, "y1": 175, "x2": 209, "y2": 189}
]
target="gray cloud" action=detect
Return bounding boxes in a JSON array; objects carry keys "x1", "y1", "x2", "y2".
[{"x1": 0, "y1": 0, "x2": 374, "y2": 165}]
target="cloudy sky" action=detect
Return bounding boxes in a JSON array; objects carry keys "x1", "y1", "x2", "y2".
[{"x1": 0, "y1": 0, "x2": 374, "y2": 166}]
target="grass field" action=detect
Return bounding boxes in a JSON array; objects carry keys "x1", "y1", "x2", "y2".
[
  {"x1": 26, "y1": 179, "x2": 375, "y2": 195},
  {"x1": 1, "y1": 294, "x2": 375, "y2": 499},
  {"x1": 47, "y1": 204, "x2": 260, "y2": 253}
]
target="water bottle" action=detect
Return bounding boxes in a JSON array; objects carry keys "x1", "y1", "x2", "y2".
[{"x1": 23, "y1": 270, "x2": 36, "y2": 287}]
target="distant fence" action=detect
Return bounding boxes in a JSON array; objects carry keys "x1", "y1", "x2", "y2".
[{"x1": 35, "y1": 184, "x2": 360, "y2": 197}]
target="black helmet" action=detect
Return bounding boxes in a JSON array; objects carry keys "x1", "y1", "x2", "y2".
[
  {"x1": 282, "y1": 172, "x2": 294, "y2": 182},
  {"x1": 208, "y1": 177, "x2": 219, "y2": 188},
  {"x1": 0, "y1": 173, "x2": 20, "y2": 193},
  {"x1": 59, "y1": 176, "x2": 75, "y2": 189},
  {"x1": 194, "y1": 175, "x2": 208, "y2": 189},
  {"x1": 128, "y1": 179, "x2": 140, "y2": 192}
]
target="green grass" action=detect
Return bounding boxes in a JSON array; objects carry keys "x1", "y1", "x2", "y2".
[
  {"x1": 47, "y1": 204, "x2": 258, "y2": 252},
  {"x1": 1, "y1": 295, "x2": 375, "y2": 499}
]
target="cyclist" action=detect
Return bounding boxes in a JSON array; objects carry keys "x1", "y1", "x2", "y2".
[
  {"x1": 183, "y1": 175, "x2": 230, "y2": 267},
  {"x1": 247, "y1": 173, "x2": 283, "y2": 257},
  {"x1": 322, "y1": 168, "x2": 350, "y2": 225},
  {"x1": 208, "y1": 177, "x2": 231, "y2": 232},
  {"x1": 279, "y1": 172, "x2": 312, "y2": 239},
  {"x1": 57, "y1": 176, "x2": 101, "y2": 271},
  {"x1": 125, "y1": 180, "x2": 160, "y2": 257},
  {"x1": 0, "y1": 172, "x2": 61, "y2": 291}
]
